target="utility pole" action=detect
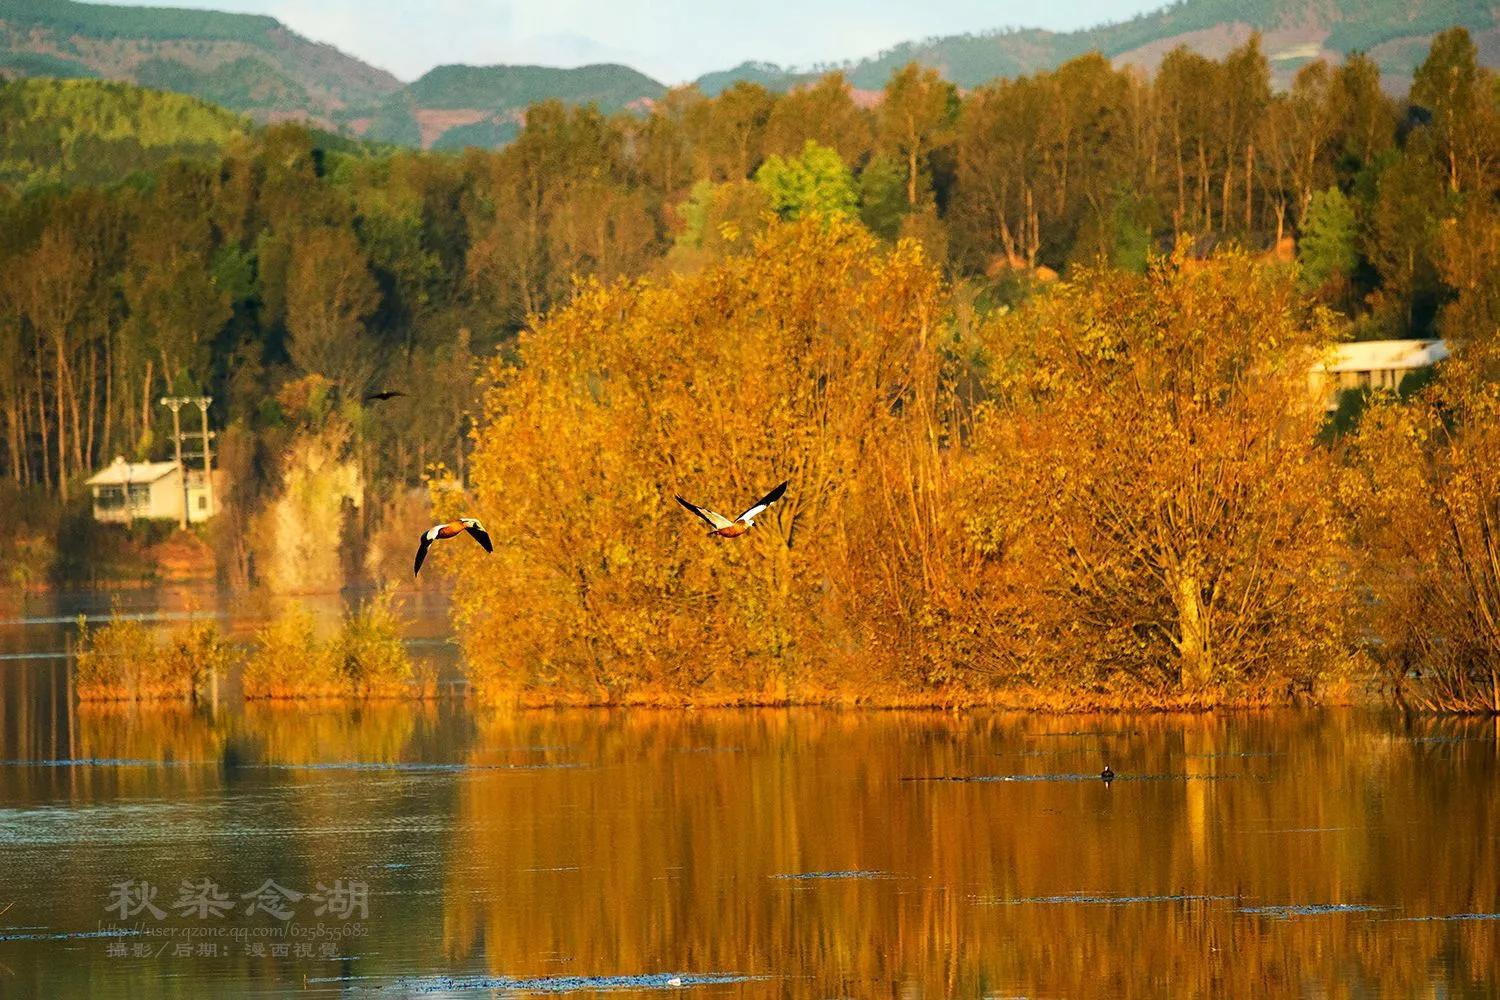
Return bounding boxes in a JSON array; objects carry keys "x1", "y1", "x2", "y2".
[
  {"x1": 160, "y1": 397, "x2": 188, "y2": 530},
  {"x1": 161, "y1": 395, "x2": 214, "y2": 528},
  {"x1": 193, "y1": 396, "x2": 213, "y2": 518}
]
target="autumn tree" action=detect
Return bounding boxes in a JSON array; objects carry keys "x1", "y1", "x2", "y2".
[
  {"x1": 1410, "y1": 27, "x2": 1496, "y2": 194},
  {"x1": 452, "y1": 217, "x2": 946, "y2": 699},
  {"x1": 284, "y1": 226, "x2": 380, "y2": 396},
  {"x1": 965, "y1": 253, "x2": 1346, "y2": 692},
  {"x1": 1435, "y1": 203, "x2": 1500, "y2": 355},
  {"x1": 877, "y1": 63, "x2": 956, "y2": 208},
  {"x1": 763, "y1": 72, "x2": 872, "y2": 166},
  {"x1": 1345, "y1": 352, "x2": 1500, "y2": 710},
  {"x1": 697, "y1": 82, "x2": 774, "y2": 181}
]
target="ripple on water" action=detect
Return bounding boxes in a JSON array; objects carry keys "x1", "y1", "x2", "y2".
[
  {"x1": 312, "y1": 972, "x2": 766, "y2": 993},
  {"x1": 1238, "y1": 903, "x2": 1382, "y2": 919},
  {"x1": 256, "y1": 761, "x2": 587, "y2": 773},
  {"x1": 902, "y1": 773, "x2": 1239, "y2": 783},
  {"x1": 0, "y1": 758, "x2": 211, "y2": 768},
  {"x1": 772, "y1": 870, "x2": 890, "y2": 881},
  {"x1": 981, "y1": 893, "x2": 1232, "y2": 907}
]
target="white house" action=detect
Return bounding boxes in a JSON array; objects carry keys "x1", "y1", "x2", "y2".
[
  {"x1": 85, "y1": 457, "x2": 219, "y2": 525},
  {"x1": 1308, "y1": 339, "x2": 1450, "y2": 411}
]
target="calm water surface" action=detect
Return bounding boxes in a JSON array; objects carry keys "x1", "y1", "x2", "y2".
[{"x1": 1, "y1": 591, "x2": 1499, "y2": 997}]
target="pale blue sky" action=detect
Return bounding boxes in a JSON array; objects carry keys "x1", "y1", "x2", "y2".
[{"x1": 95, "y1": 0, "x2": 1167, "y2": 82}]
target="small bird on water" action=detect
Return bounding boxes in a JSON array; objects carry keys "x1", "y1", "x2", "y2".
[
  {"x1": 1100, "y1": 764, "x2": 1115, "y2": 783},
  {"x1": 414, "y1": 517, "x2": 492, "y2": 576},
  {"x1": 675, "y1": 480, "x2": 788, "y2": 538}
]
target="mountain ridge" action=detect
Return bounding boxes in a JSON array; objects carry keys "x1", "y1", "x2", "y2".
[{"x1": 2, "y1": 0, "x2": 1497, "y2": 149}]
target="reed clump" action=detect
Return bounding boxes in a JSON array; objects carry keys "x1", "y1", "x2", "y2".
[
  {"x1": 243, "y1": 589, "x2": 421, "y2": 699},
  {"x1": 74, "y1": 611, "x2": 232, "y2": 702}
]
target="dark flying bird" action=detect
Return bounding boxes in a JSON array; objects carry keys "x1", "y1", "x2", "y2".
[
  {"x1": 675, "y1": 480, "x2": 788, "y2": 538},
  {"x1": 365, "y1": 390, "x2": 407, "y2": 402},
  {"x1": 414, "y1": 518, "x2": 492, "y2": 576}
]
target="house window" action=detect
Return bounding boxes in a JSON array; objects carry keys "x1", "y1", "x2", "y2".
[
  {"x1": 198, "y1": 495, "x2": 207, "y2": 510},
  {"x1": 95, "y1": 486, "x2": 124, "y2": 510},
  {"x1": 127, "y1": 484, "x2": 151, "y2": 509}
]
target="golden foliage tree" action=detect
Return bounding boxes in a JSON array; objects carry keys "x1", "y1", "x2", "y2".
[
  {"x1": 964, "y1": 253, "x2": 1347, "y2": 693},
  {"x1": 453, "y1": 217, "x2": 948, "y2": 700},
  {"x1": 1346, "y1": 350, "x2": 1500, "y2": 711}
]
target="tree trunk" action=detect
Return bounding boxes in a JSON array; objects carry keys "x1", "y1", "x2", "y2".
[
  {"x1": 35, "y1": 358, "x2": 50, "y2": 491},
  {"x1": 1173, "y1": 121, "x2": 1186, "y2": 238},
  {"x1": 140, "y1": 360, "x2": 154, "y2": 453},
  {"x1": 907, "y1": 118, "x2": 920, "y2": 206},
  {"x1": 1175, "y1": 569, "x2": 1213, "y2": 688},
  {"x1": 52, "y1": 336, "x2": 68, "y2": 501},
  {"x1": 102, "y1": 330, "x2": 114, "y2": 466},
  {"x1": 5, "y1": 395, "x2": 19, "y2": 485},
  {"x1": 1244, "y1": 142, "x2": 1254, "y2": 234},
  {"x1": 85, "y1": 343, "x2": 97, "y2": 474}
]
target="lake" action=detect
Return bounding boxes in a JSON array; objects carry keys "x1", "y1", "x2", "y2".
[{"x1": 1, "y1": 590, "x2": 1499, "y2": 997}]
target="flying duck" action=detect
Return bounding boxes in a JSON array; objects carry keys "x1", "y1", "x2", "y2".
[
  {"x1": 414, "y1": 517, "x2": 492, "y2": 576},
  {"x1": 675, "y1": 480, "x2": 788, "y2": 538},
  {"x1": 365, "y1": 390, "x2": 407, "y2": 402}
]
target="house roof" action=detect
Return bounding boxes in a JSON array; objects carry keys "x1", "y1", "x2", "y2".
[
  {"x1": 1316, "y1": 339, "x2": 1450, "y2": 374},
  {"x1": 85, "y1": 458, "x2": 179, "y2": 487}
]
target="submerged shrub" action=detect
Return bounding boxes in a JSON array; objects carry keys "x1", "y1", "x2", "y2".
[
  {"x1": 244, "y1": 590, "x2": 415, "y2": 699},
  {"x1": 243, "y1": 604, "x2": 342, "y2": 699},
  {"x1": 75, "y1": 610, "x2": 234, "y2": 702},
  {"x1": 337, "y1": 589, "x2": 414, "y2": 697}
]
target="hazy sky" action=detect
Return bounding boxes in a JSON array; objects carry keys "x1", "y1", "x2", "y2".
[{"x1": 95, "y1": 0, "x2": 1166, "y2": 82}]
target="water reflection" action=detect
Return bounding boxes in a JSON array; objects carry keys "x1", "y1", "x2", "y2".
[{"x1": 0, "y1": 692, "x2": 1497, "y2": 996}]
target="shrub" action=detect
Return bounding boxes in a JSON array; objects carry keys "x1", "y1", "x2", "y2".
[
  {"x1": 242, "y1": 604, "x2": 344, "y2": 699},
  {"x1": 75, "y1": 610, "x2": 234, "y2": 701},
  {"x1": 243, "y1": 590, "x2": 416, "y2": 699}
]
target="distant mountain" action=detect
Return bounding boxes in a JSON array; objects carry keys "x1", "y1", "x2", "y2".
[
  {"x1": 695, "y1": 61, "x2": 812, "y2": 97},
  {"x1": 364, "y1": 63, "x2": 665, "y2": 148},
  {"x1": 0, "y1": 0, "x2": 401, "y2": 123},
  {"x1": 2, "y1": 0, "x2": 1497, "y2": 152},
  {"x1": 696, "y1": 0, "x2": 1500, "y2": 95}
]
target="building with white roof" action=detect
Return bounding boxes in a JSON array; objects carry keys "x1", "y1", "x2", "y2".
[
  {"x1": 84, "y1": 457, "x2": 220, "y2": 525},
  {"x1": 1308, "y1": 339, "x2": 1450, "y2": 411}
]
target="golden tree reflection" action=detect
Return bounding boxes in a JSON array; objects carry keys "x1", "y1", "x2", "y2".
[{"x1": 441, "y1": 710, "x2": 1500, "y2": 998}]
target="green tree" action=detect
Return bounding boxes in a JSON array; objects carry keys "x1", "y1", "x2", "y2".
[
  {"x1": 1367, "y1": 143, "x2": 1448, "y2": 334},
  {"x1": 754, "y1": 140, "x2": 857, "y2": 221},
  {"x1": 1297, "y1": 187, "x2": 1357, "y2": 297},
  {"x1": 857, "y1": 155, "x2": 908, "y2": 240}
]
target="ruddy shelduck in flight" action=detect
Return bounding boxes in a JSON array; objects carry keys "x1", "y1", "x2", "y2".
[
  {"x1": 675, "y1": 480, "x2": 788, "y2": 538},
  {"x1": 414, "y1": 517, "x2": 492, "y2": 576}
]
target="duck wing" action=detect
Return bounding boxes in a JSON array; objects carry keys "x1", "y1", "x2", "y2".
[
  {"x1": 675, "y1": 495, "x2": 734, "y2": 530},
  {"x1": 413, "y1": 533, "x2": 434, "y2": 576},
  {"x1": 735, "y1": 480, "x2": 788, "y2": 524},
  {"x1": 464, "y1": 521, "x2": 493, "y2": 553}
]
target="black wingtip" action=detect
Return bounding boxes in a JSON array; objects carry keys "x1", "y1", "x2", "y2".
[{"x1": 764, "y1": 480, "x2": 788, "y2": 505}]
